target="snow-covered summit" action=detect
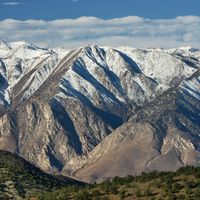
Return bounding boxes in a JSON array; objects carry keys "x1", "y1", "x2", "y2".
[
  {"x1": 0, "y1": 41, "x2": 69, "y2": 106},
  {"x1": 0, "y1": 42, "x2": 200, "y2": 111},
  {"x1": 10, "y1": 41, "x2": 41, "y2": 50}
]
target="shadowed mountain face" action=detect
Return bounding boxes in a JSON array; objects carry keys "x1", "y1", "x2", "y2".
[{"x1": 0, "y1": 41, "x2": 200, "y2": 182}]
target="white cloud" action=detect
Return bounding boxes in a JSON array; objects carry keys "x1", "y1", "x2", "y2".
[
  {"x1": 0, "y1": 16, "x2": 200, "y2": 49},
  {"x1": 2, "y1": 1, "x2": 21, "y2": 5}
]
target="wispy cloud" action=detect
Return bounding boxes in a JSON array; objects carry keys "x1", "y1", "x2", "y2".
[
  {"x1": 2, "y1": 1, "x2": 21, "y2": 6},
  {"x1": 0, "y1": 16, "x2": 200, "y2": 49}
]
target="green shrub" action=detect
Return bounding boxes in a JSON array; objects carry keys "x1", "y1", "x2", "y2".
[
  {"x1": 135, "y1": 188, "x2": 142, "y2": 197},
  {"x1": 119, "y1": 189, "x2": 126, "y2": 199},
  {"x1": 144, "y1": 186, "x2": 151, "y2": 196},
  {"x1": 74, "y1": 190, "x2": 91, "y2": 200}
]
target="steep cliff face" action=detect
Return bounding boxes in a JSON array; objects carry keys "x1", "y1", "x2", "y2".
[{"x1": 0, "y1": 41, "x2": 200, "y2": 182}]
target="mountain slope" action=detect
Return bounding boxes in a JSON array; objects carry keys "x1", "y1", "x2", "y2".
[
  {"x1": 68, "y1": 70, "x2": 200, "y2": 182},
  {"x1": 0, "y1": 151, "x2": 83, "y2": 200},
  {"x1": 0, "y1": 41, "x2": 200, "y2": 182}
]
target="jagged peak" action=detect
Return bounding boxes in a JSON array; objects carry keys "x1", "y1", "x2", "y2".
[
  {"x1": 81, "y1": 44, "x2": 105, "y2": 52},
  {"x1": 78, "y1": 44, "x2": 108, "y2": 61}
]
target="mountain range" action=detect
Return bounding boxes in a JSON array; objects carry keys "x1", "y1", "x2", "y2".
[{"x1": 0, "y1": 40, "x2": 200, "y2": 183}]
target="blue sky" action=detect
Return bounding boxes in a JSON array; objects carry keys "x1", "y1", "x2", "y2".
[
  {"x1": 0, "y1": 0, "x2": 200, "y2": 20},
  {"x1": 0, "y1": 0, "x2": 200, "y2": 49}
]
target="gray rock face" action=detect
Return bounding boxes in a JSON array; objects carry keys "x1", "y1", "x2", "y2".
[{"x1": 0, "y1": 41, "x2": 200, "y2": 182}]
